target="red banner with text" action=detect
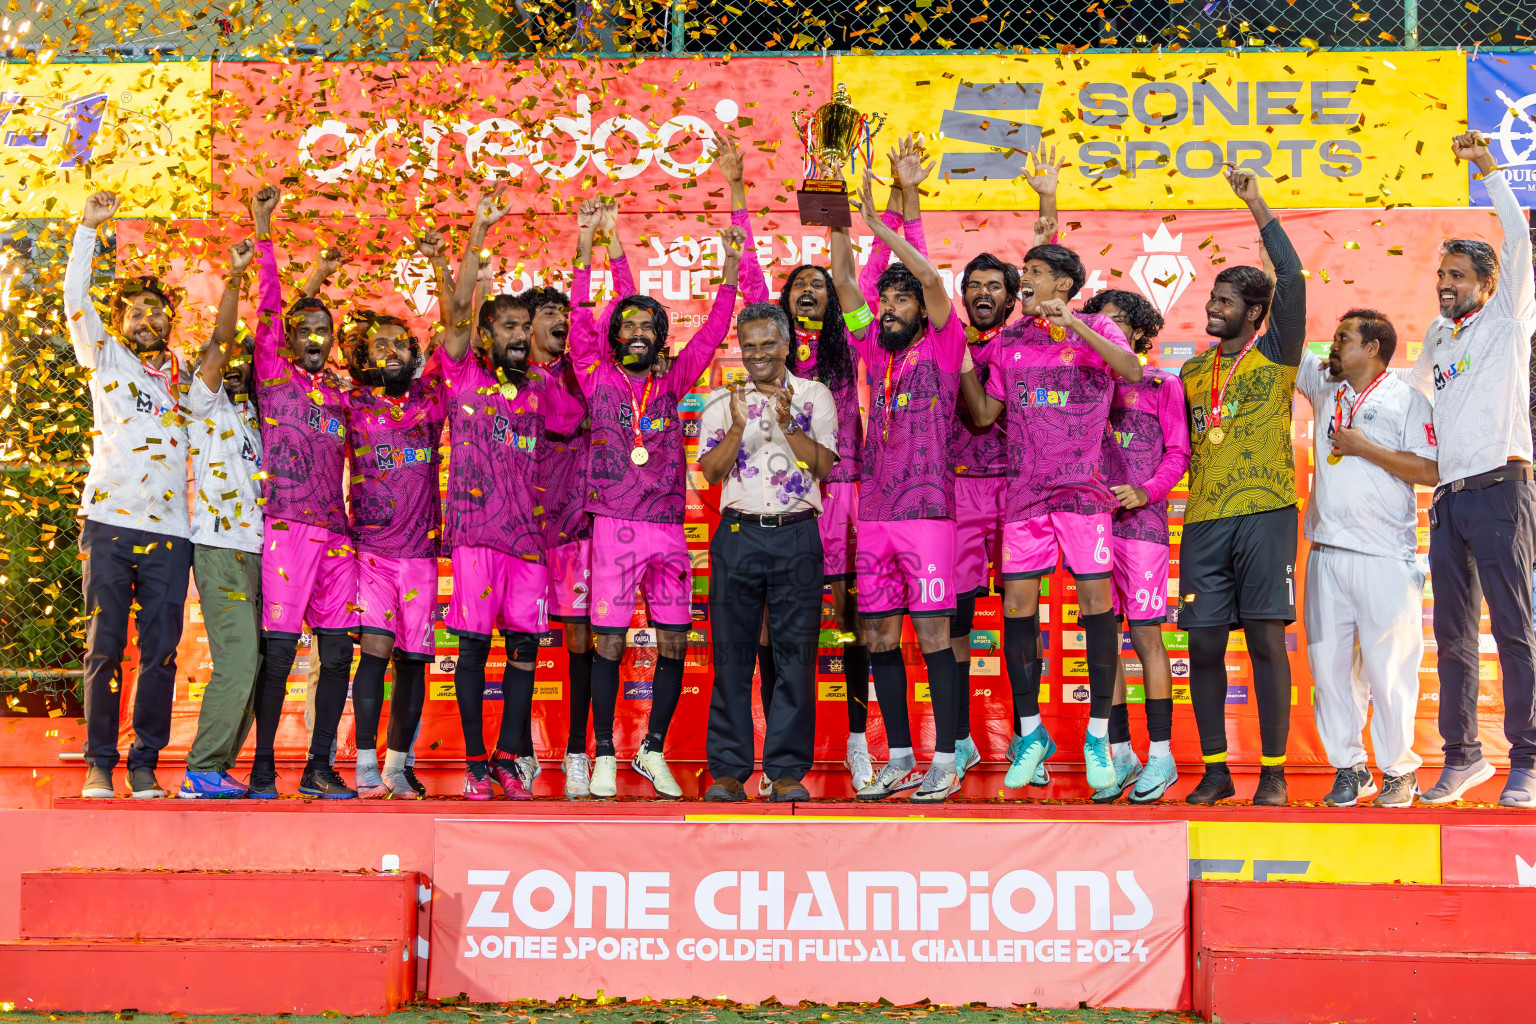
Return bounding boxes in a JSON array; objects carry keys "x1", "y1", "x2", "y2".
[{"x1": 427, "y1": 819, "x2": 1190, "y2": 1007}]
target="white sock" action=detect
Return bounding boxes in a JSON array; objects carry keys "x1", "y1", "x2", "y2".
[
  {"x1": 1111, "y1": 741, "x2": 1131, "y2": 759},
  {"x1": 1087, "y1": 717, "x2": 1109, "y2": 738},
  {"x1": 1018, "y1": 714, "x2": 1042, "y2": 736},
  {"x1": 384, "y1": 749, "x2": 408, "y2": 773},
  {"x1": 888, "y1": 746, "x2": 915, "y2": 768},
  {"x1": 355, "y1": 749, "x2": 379, "y2": 771},
  {"x1": 1149, "y1": 739, "x2": 1171, "y2": 758},
  {"x1": 932, "y1": 752, "x2": 956, "y2": 771},
  {"x1": 847, "y1": 731, "x2": 868, "y2": 754}
]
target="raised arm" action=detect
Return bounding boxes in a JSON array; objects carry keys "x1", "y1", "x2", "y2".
[
  {"x1": 855, "y1": 172, "x2": 951, "y2": 330},
  {"x1": 569, "y1": 199, "x2": 606, "y2": 380},
  {"x1": 671, "y1": 224, "x2": 744, "y2": 387},
  {"x1": 1458, "y1": 131, "x2": 1536, "y2": 323},
  {"x1": 300, "y1": 246, "x2": 342, "y2": 300},
  {"x1": 443, "y1": 187, "x2": 513, "y2": 361},
  {"x1": 250, "y1": 185, "x2": 287, "y2": 382},
  {"x1": 200, "y1": 239, "x2": 254, "y2": 392},
  {"x1": 411, "y1": 231, "x2": 448, "y2": 347},
  {"x1": 1229, "y1": 166, "x2": 1306, "y2": 367},
  {"x1": 714, "y1": 134, "x2": 774, "y2": 304},
  {"x1": 1022, "y1": 145, "x2": 1062, "y2": 247},
  {"x1": 66, "y1": 190, "x2": 118, "y2": 367}
]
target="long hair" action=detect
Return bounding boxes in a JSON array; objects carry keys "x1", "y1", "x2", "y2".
[
  {"x1": 778, "y1": 264, "x2": 854, "y2": 392},
  {"x1": 606, "y1": 295, "x2": 669, "y2": 361}
]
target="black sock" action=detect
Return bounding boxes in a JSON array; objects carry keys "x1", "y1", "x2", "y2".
[
  {"x1": 1108, "y1": 702, "x2": 1132, "y2": 745},
  {"x1": 1188, "y1": 625, "x2": 1231, "y2": 760},
  {"x1": 923, "y1": 649, "x2": 957, "y2": 755},
  {"x1": 518, "y1": 710, "x2": 535, "y2": 759},
  {"x1": 870, "y1": 647, "x2": 911, "y2": 748},
  {"x1": 307, "y1": 633, "x2": 353, "y2": 764},
  {"x1": 757, "y1": 643, "x2": 777, "y2": 715},
  {"x1": 385, "y1": 657, "x2": 426, "y2": 752},
  {"x1": 645, "y1": 655, "x2": 685, "y2": 750},
  {"x1": 591, "y1": 652, "x2": 621, "y2": 757},
  {"x1": 495, "y1": 663, "x2": 536, "y2": 757},
  {"x1": 844, "y1": 644, "x2": 870, "y2": 733},
  {"x1": 1146, "y1": 698, "x2": 1173, "y2": 744},
  {"x1": 352, "y1": 651, "x2": 390, "y2": 754},
  {"x1": 1004, "y1": 614, "x2": 1042, "y2": 722},
  {"x1": 951, "y1": 597, "x2": 976, "y2": 742},
  {"x1": 567, "y1": 649, "x2": 593, "y2": 755},
  {"x1": 254, "y1": 636, "x2": 298, "y2": 760},
  {"x1": 1082, "y1": 610, "x2": 1119, "y2": 721},
  {"x1": 1243, "y1": 618, "x2": 1291, "y2": 762},
  {"x1": 452, "y1": 637, "x2": 491, "y2": 758}
]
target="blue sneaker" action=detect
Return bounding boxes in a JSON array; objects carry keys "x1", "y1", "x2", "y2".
[
  {"x1": 1004, "y1": 725, "x2": 1056, "y2": 789},
  {"x1": 1007, "y1": 734, "x2": 1051, "y2": 786},
  {"x1": 954, "y1": 736, "x2": 981, "y2": 781},
  {"x1": 1091, "y1": 745, "x2": 1143, "y2": 803},
  {"x1": 1084, "y1": 733, "x2": 1115, "y2": 791},
  {"x1": 178, "y1": 769, "x2": 248, "y2": 799},
  {"x1": 1129, "y1": 752, "x2": 1179, "y2": 804}
]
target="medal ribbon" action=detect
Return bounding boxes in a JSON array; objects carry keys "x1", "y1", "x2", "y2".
[
  {"x1": 975, "y1": 325, "x2": 1003, "y2": 343},
  {"x1": 1450, "y1": 308, "x2": 1479, "y2": 338},
  {"x1": 881, "y1": 346, "x2": 918, "y2": 443},
  {"x1": 1330, "y1": 370, "x2": 1388, "y2": 437},
  {"x1": 378, "y1": 389, "x2": 410, "y2": 420},
  {"x1": 627, "y1": 371, "x2": 655, "y2": 455},
  {"x1": 1209, "y1": 336, "x2": 1258, "y2": 429},
  {"x1": 141, "y1": 351, "x2": 180, "y2": 420}
]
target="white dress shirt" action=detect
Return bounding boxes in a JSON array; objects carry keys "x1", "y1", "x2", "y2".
[
  {"x1": 1410, "y1": 169, "x2": 1536, "y2": 482},
  {"x1": 698, "y1": 370, "x2": 839, "y2": 515},
  {"x1": 64, "y1": 225, "x2": 190, "y2": 538},
  {"x1": 1297, "y1": 356, "x2": 1437, "y2": 560},
  {"x1": 183, "y1": 376, "x2": 264, "y2": 553}
]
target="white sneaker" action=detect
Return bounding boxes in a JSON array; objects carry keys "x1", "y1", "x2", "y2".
[
  {"x1": 757, "y1": 773, "x2": 773, "y2": 797},
  {"x1": 590, "y1": 755, "x2": 618, "y2": 799},
  {"x1": 911, "y1": 763, "x2": 958, "y2": 803},
  {"x1": 632, "y1": 745, "x2": 683, "y2": 799},
  {"x1": 517, "y1": 754, "x2": 542, "y2": 785},
  {"x1": 563, "y1": 753, "x2": 591, "y2": 799},
  {"x1": 844, "y1": 744, "x2": 875, "y2": 792}
]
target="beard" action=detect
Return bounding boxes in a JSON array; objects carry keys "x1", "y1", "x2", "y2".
[
  {"x1": 877, "y1": 315, "x2": 923, "y2": 354},
  {"x1": 130, "y1": 324, "x2": 167, "y2": 354},
  {"x1": 1442, "y1": 290, "x2": 1481, "y2": 319},
  {"x1": 1204, "y1": 315, "x2": 1244, "y2": 341},
  {"x1": 358, "y1": 359, "x2": 414, "y2": 394},
  {"x1": 614, "y1": 338, "x2": 660, "y2": 371},
  {"x1": 493, "y1": 342, "x2": 528, "y2": 379}
]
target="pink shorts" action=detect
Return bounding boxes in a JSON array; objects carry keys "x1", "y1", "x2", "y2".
[
  {"x1": 589, "y1": 515, "x2": 692, "y2": 634},
  {"x1": 261, "y1": 519, "x2": 358, "y2": 637},
  {"x1": 1001, "y1": 511, "x2": 1114, "y2": 581},
  {"x1": 953, "y1": 475, "x2": 1006, "y2": 598},
  {"x1": 855, "y1": 518, "x2": 956, "y2": 619},
  {"x1": 1112, "y1": 535, "x2": 1171, "y2": 626},
  {"x1": 446, "y1": 545, "x2": 551, "y2": 640},
  {"x1": 357, "y1": 551, "x2": 441, "y2": 658},
  {"x1": 820, "y1": 480, "x2": 858, "y2": 582},
  {"x1": 547, "y1": 539, "x2": 592, "y2": 622}
]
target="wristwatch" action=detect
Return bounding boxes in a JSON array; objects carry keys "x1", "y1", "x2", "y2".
[{"x1": 783, "y1": 419, "x2": 801, "y2": 435}]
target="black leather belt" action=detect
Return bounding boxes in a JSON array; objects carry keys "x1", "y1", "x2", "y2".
[
  {"x1": 1443, "y1": 461, "x2": 1533, "y2": 494},
  {"x1": 721, "y1": 507, "x2": 818, "y2": 528}
]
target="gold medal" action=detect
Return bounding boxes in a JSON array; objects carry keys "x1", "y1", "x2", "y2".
[
  {"x1": 500, "y1": 382, "x2": 518, "y2": 401},
  {"x1": 1327, "y1": 452, "x2": 1342, "y2": 465},
  {"x1": 1209, "y1": 426, "x2": 1226, "y2": 445},
  {"x1": 1049, "y1": 324, "x2": 1067, "y2": 342},
  {"x1": 797, "y1": 344, "x2": 811, "y2": 362},
  {"x1": 160, "y1": 410, "x2": 177, "y2": 427},
  {"x1": 388, "y1": 405, "x2": 404, "y2": 422},
  {"x1": 630, "y1": 446, "x2": 650, "y2": 467},
  {"x1": 308, "y1": 389, "x2": 324, "y2": 406}
]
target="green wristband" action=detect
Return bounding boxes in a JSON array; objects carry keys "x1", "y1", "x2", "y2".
[{"x1": 843, "y1": 304, "x2": 874, "y2": 331}]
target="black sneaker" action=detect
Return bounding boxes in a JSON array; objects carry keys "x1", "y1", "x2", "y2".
[
  {"x1": 1185, "y1": 764, "x2": 1236, "y2": 805},
  {"x1": 299, "y1": 762, "x2": 358, "y2": 799},
  {"x1": 1253, "y1": 764, "x2": 1288, "y2": 806},
  {"x1": 129, "y1": 767, "x2": 166, "y2": 799},
  {"x1": 402, "y1": 764, "x2": 427, "y2": 798},
  {"x1": 1374, "y1": 772, "x2": 1420, "y2": 808},
  {"x1": 1325, "y1": 765, "x2": 1376, "y2": 807},
  {"x1": 247, "y1": 759, "x2": 280, "y2": 800}
]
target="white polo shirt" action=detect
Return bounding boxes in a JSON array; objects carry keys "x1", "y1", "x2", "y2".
[
  {"x1": 697, "y1": 370, "x2": 839, "y2": 516},
  {"x1": 1296, "y1": 355, "x2": 1437, "y2": 561},
  {"x1": 1410, "y1": 169, "x2": 1536, "y2": 483},
  {"x1": 64, "y1": 225, "x2": 190, "y2": 539},
  {"x1": 182, "y1": 376, "x2": 263, "y2": 553}
]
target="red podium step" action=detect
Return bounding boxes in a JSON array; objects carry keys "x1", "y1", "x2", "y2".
[
  {"x1": 1, "y1": 869, "x2": 418, "y2": 1013},
  {"x1": 1193, "y1": 881, "x2": 1536, "y2": 1024}
]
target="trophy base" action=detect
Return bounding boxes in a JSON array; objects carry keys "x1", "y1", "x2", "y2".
[{"x1": 797, "y1": 179, "x2": 851, "y2": 227}]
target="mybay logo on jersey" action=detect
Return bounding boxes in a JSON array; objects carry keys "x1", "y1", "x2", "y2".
[
  {"x1": 373, "y1": 443, "x2": 433, "y2": 470},
  {"x1": 305, "y1": 406, "x2": 345, "y2": 437},
  {"x1": 1021, "y1": 384, "x2": 1071, "y2": 408},
  {"x1": 1433, "y1": 354, "x2": 1472, "y2": 391}
]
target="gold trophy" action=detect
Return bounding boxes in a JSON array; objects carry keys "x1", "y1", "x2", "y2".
[{"x1": 792, "y1": 84, "x2": 886, "y2": 227}]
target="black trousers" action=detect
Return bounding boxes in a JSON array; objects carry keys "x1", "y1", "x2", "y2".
[
  {"x1": 80, "y1": 519, "x2": 193, "y2": 770},
  {"x1": 707, "y1": 515, "x2": 822, "y2": 782},
  {"x1": 1430, "y1": 477, "x2": 1536, "y2": 769}
]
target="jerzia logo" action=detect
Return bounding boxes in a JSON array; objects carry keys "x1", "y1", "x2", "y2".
[{"x1": 937, "y1": 83, "x2": 1043, "y2": 180}]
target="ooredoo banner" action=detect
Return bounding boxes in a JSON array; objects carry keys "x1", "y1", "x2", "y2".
[{"x1": 427, "y1": 819, "x2": 1190, "y2": 1007}]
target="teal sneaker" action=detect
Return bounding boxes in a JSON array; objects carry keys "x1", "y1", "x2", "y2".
[
  {"x1": 1129, "y1": 751, "x2": 1179, "y2": 804},
  {"x1": 1084, "y1": 733, "x2": 1115, "y2": 791},
  {"x1": 1007, "y1": 734, "x2": 1051, "y2": 786},
  {"x1": 1091, "y1": 745, "x2": 1143, "y2": 803},
  {"x1": 1004, "y1": 725, "x2": 1056, "y2": 789},
  {"x1": 954, "y1": 736, "x2": 981, "y2": 781}
]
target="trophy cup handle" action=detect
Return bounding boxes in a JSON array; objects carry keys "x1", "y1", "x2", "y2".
[
  {"x1": 791, "y1": 108, "x2": 808, "y2": 135},
  {"x1": 866, "y1": 111, "x2": 888, "y2": 140}
]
